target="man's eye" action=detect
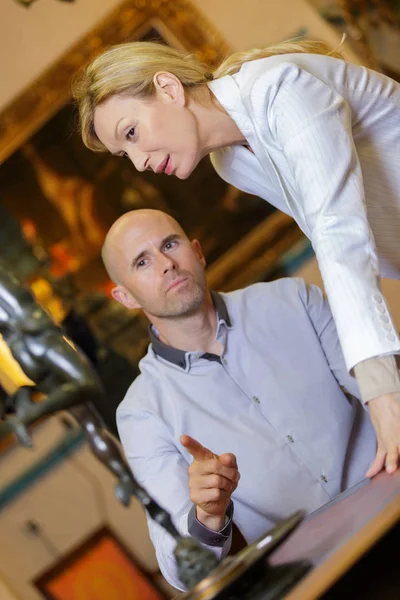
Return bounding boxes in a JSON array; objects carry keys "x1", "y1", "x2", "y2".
[
  {"x1": 165, "y1": 241, "x2": 177, "y2": 250},
  {"x1": 137, "y1": 259, "x2": 147, "y2": 268}
]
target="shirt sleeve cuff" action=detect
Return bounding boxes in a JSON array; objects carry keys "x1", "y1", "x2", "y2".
[
  {"x1": 353, "y1": 354, "x2": 400, "y2": 404},
  {"x1": 187, "y1": 501, "x2": 233, "y2": 547}
]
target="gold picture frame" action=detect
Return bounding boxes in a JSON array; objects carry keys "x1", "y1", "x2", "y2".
[{"x1": 0, "y1": 0, "x2": 232, "y2": 165}]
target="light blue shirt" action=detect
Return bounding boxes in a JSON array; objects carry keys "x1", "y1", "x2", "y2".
[{"x1": 117, "y1": 279, "x2": 376, "y2": 590}]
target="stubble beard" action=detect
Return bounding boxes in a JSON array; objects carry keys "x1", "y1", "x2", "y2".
[{"x1": 148, "y1": 277, "x2": 206, "y2": 319}]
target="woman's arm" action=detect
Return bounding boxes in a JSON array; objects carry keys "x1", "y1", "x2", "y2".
[
  {"x1": 262, "y1": 63, "x2": 400, "y2": 474},
  {"x1": 261, "y1": 62, "x2": 400, "y2": 371}
]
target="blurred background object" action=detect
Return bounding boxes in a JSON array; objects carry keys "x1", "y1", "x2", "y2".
[
  {"x1": 309, "y1": 0, "x2": 400, "y2": 75},
  {"x1": 14, "y1": 0, "x2": 76, "y2": 7}
]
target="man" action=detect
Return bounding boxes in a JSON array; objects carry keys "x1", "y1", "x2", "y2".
[{"x1": 103, "y1": 209, "x2": 376, "y2": 591}]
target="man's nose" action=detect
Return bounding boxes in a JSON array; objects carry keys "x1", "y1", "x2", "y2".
[{"x1": 158, "y1": 253, "x2": 176, "y2": 273}]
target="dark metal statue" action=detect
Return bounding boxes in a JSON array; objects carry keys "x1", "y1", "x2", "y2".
[
  {"x1": 0, "y1": 262, "x2": 308, "y2": 596},
  {"x1": 0, "y1": 262, "x2": 219, "y2": 589}
]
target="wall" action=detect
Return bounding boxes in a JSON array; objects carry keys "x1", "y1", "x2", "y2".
[
  {"x1": 0, "y1": 0, "x2": 122, "y2": 111},
  {"x1": 0, "y1": 417, "x2": 175, "y2": 600},
  {"x1": 0, "y1": 0, "x2": 360, "y2": 112},
  {"x1": 0, "y1": 575, "x2": 20, "y2": 600},
  {"x1": 191, "y1": 0, "x2": 359, "y2": 60}
]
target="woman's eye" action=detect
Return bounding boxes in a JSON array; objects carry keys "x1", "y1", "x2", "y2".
[{"x1": 126, "y1": 127, "x2": 135, "y2": 140}]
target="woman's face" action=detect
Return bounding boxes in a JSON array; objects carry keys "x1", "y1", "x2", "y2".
[{"x1": 93, "y1": 74, "x2": 203, "y2": 180}]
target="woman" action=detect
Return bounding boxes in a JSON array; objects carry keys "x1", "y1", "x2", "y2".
[{"x1": 72, "y1": 39, "x2": 400, "y2": 475}]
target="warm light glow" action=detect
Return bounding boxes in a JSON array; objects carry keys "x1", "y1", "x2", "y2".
[{"x1": 0, "y1": 337, "x2": 33, "y2": 395}]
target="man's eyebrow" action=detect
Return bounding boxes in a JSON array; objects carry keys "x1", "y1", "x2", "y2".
[
  {"x1": 160, "y1": 233, "x2": 182, "y2": 248},
  {"x1": 130, "y1": 249, "x2": 147, "y2": 269},
  {"x1": 130, "y1": 234, "x2": 182, "y2": 269}
]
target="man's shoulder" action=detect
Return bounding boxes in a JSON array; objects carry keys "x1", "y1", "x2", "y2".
[
  {"x1": 222, "y1": 278, "x2": 308, "y2": 307},
  {"x1": 222, "y1": 278, "x2": 323, "y2": 325}
]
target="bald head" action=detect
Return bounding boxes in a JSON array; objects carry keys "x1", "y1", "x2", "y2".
[
  {"x1": 102, "y1": 209, "x2": 188, "y2": 284},
  {"x1": 102, "y1": 208, "x2": 207, "y2": 319}
]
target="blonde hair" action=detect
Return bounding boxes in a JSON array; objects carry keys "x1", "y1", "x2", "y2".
[{"x1": 72, "y1": 39, "x2": 343, "y2": 153}]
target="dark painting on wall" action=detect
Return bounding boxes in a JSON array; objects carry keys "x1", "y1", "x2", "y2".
[
  {"x1": 0, "y1": 23, "x2": 275, "y2": 295},
  {"x1": 0, "y1": 5, "x2": 306, "y2": 372}
]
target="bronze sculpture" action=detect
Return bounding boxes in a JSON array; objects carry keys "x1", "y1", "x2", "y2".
[
  {"x1": 0, "y1": 262, "x2": 307, "y2": 596},
  {"x1": 0, "y1": 261, "x2": 220, "y2": 588}
]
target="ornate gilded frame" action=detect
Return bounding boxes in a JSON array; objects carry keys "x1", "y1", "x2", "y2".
[{"x1": 0, "y1": 0, "x2": 232, "y2": 165}]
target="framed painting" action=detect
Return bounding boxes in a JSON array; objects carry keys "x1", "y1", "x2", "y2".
[
  {"x1": 0, "y1": 2, "x2": 278, "y2": 291},
  {"x1": 0, "y1": 0, "x2": 306, "y2": 368},
  {"x1": 33, "y1": 526, "x2": 167, "y2": 600}
]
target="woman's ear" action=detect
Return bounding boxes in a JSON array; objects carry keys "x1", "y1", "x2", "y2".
[
  {"x1": 111, "y1": 285, "x2": 141, "y2": 310},
  {"x1": 153, "y1": 71, "x2": 186, "y2": 106}
]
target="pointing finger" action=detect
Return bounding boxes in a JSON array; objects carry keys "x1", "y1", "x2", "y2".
[{"x1": 181, "y1": 434, "x2": 217, "y2": 462}]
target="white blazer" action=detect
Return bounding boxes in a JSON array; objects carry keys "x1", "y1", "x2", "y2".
[{"x1": 208, "y1": 53, "x2": 400, "y2": 371}]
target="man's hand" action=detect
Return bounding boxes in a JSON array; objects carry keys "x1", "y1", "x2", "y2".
[
  {"x1": 181, "y1": 434, "x2": 240, "y2": 532},
  {"x1": 366, "y1": 392, "x2": 400, "y2": 478}
]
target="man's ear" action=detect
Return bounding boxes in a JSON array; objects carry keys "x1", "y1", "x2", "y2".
[
  {"x1": 111, "y1": 285, "x2": 141, "y2": 310},
  {"x1": 153, "y1": 71, "x2": 186, "y2": 106},
  {"x1": 191, "y1": 239, "x2": 206, "y2": 268}
]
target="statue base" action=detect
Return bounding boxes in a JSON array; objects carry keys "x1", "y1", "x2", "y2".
[{"x1": 180, "y1": 511, "x2": 311, "y2": 600}]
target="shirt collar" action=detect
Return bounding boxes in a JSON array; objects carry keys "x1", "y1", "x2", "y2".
[
  {"x1": 207, "y1": 73, "x2": 253, "y2": 135},
  {"x1": 149, "y1": 291, "x2": 231, "y2": 369}
]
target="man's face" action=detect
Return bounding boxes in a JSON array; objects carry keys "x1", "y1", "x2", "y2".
[{"x1": 111, "y1": 213, "x2": 207, "y2": 319}]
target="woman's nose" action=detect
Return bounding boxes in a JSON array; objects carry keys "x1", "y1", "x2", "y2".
[{"x1": 127, "y1": 150, "x2": 148, "y2": 172}]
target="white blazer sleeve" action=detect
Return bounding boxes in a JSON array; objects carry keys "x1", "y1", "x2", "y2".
[{"x1": 263, "y1": 63, "x2": 400, "y2": 370}]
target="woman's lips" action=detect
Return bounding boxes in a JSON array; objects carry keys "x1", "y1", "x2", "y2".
[
  {"x1": 156, "y1": 155, "x2": 174, "y2": 175},
  {"x1": 156, "y1": 156, "x2": 168, "y2": 174},
  {"x1": 164, "y1": 155, "x2": 174, "y2": 175}
]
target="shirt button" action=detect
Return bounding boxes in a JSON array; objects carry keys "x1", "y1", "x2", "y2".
[
  {"x1": 252, "y1": 396, "x2": 260, "y2": 404},
  {"x1": 387, "y1": 334, "x2": 396, "y2": 342},
  {"x1": 222, "y1": 358, "x2": 228, "y2": 365},
  {"x1": 287, "y1": 435, "x2": 294, "y2": 443},
  {"x1": 373, "y1": 294, "x2": 383, "y2": 304},
  {"x1": 383, "y1": 324, "x2": 392, "y2": 332},
  {"x1": 380, "y1": 315, "x2": 389, "y2": 324},
  {"x1": 321, "y1": 475, "x2": 328, "y2": 483},
  {"x1": 213, "y1": 537, "x2": 221, "y2": 543},
  {"x1": 376, "y1": 305, "x2": 385, "y2": 314}
]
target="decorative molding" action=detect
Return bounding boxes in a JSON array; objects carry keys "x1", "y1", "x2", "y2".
[{"x1": 0, "y1": 0, "x2": 232, "y2": 165}]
